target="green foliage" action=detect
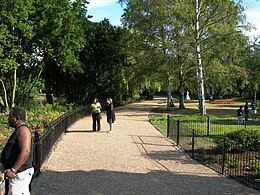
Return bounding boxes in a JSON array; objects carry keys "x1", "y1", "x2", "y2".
[
  {"x1": 121, "y1": 0, "x2": 251, "y2": 112},
  {"x1": 0, "y1": 102, "x2": 69, "y2": 151},
  {"x1": 221, "y1": 129, "x2": 260, "y2": 151},
  {"x1": 0, "y1": 0, "x2": 36, "y2": 109}
]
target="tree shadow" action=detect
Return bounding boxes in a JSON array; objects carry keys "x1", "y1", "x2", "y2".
[{"x1": 31, "y1": 169, "x2": 258, "y2": 195}]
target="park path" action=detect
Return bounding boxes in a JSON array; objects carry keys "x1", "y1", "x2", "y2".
[{"x1": 31, "y1": 100, "x2": 259, "y2": 195}]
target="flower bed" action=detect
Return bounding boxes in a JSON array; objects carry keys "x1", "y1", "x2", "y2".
[{"x1": 211, "y1": 99, "x2": 235, "y2": 103}]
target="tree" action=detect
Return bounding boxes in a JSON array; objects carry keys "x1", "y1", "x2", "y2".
[
  {"x1": 120, "y1": 0, "x2": 248, "y2": 114},
  {"x1": 187, "y1": 0, "x2": 247, "y2": 114},
  {"x1": 78, "y1": 19, "x2": 128, "y2": 103},
  {"x1": 244, "y1": 38, "x2": 260, "y2": 101},
  {"x1": 121, "y1": 0, "x2": 194, "y2": 110},
  {"x1": 0, "y1": 0, "x2": 35, "y2": 111},
  {"x1": 33, "y1": 0, "x2": 87, "y2": 103}
]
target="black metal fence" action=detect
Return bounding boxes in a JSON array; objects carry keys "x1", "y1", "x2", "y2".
[
  {"x1": 167, "y1": 116, "x2": 260, "y2": 191},
  {"x1": 32, "y1": 106, "x2": 89, "y2": 177}
]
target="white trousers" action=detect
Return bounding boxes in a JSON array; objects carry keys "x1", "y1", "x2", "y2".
[{"x1": 8, "y1": 167, "x2": 34, "y2": 195}]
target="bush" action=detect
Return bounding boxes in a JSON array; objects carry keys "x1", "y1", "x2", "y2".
[
  {"x1": 215, "y1": 129, "x2": 260, "y2": 151},
  {"x1": 0, "y1": 102, "x2": 70, "y2": 151}
]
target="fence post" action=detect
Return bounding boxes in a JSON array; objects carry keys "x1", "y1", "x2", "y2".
[
  {"x1": 207, "y1": 117, "x2": 210, "y2": 136},
  {"x1": 167, "y1": 115, "x2": 170, "y2": 137},
  {"x1": 191, "y1": 129, "x2": 195, "y2": 159},
  {"x1": 221, "y1": 138, "x2": 226, "y2": 174},
  {"x1": 176, "y1": 120, "x2": 180, "y2": 146},
  {"x1": 33, "y1": 130, "x2": 41, "y2": 177}
]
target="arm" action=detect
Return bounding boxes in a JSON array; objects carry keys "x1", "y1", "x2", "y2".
[{"x1": 5, "y1": 126, "x2": 31, "y2": 178}]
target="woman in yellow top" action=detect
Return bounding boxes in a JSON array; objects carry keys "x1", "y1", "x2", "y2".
[{"x1": 90, "y1": 98, "x2": 102, "y2": 131}]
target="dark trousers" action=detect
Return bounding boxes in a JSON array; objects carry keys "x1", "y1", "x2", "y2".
[{"x1": 92, "y1": 113, "x2": 101, "y2": 131}]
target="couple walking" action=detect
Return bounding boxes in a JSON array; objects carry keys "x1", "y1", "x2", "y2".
[{"x1": 90, "y1": 98, "x2": 116, "y2": 133}]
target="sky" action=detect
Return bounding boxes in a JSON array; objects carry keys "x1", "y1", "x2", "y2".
[{"x1": 87, "y1": 0, "x2": 260, "y2": 38}]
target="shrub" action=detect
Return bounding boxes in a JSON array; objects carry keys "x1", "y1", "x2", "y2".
[{"x1": 215, "y1": 129, "x2": 260, "y2": 151}]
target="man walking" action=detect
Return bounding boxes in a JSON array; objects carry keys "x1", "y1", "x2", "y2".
[{"x1": 1, "y1": 107, "x2": 34, "y2": 195}]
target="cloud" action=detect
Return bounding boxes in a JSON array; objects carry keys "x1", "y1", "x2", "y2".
[{"x1": 88, "y1": 0, "x2": 117, "y2": 8}]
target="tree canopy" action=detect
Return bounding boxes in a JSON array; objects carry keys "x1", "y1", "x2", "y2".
[{"x1": 0, "y1": 0, "x2": 259, "y2": 112}]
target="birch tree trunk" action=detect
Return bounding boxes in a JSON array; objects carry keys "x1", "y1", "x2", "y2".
[
  {"x1": 195, "y1": 0, "x2": 206, "y2": 115},
  {"x1": 11, "y1": 68, "x2": 17, "y2": 108},
  {"x1": 179, "y1": 66, "x2": 185, "y2": 109},
  {"x1": 0, "y1": 79, "x2": 9, "y2": 111}
]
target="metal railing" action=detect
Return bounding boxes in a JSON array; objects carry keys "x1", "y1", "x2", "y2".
[
  {"x1": 167, "y1": 116, "x2": 260, "y2": 191},
  {"x1": 32, "y1": 106, "x2": 89, "y2": 177}
]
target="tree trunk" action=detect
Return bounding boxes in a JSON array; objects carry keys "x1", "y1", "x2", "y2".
[
  {"x1": 43, "y1": 62, "x2": 53, "y2": 104},
  {"x1": 45, "y1": 78, "x2": 53, "y2": 104},
  {"x1": 11, "y1": 68, "x2": 17, "y2": 108},
  {"x1": 178, "y1": 69, "x2": 185, "y2": 109},
  {"x1": 254, "y1": 84, "x2": 258, "y2": 103},
  {"x1": 167, "y1": 85, "x2": 171, "y2": 111},
  {"x1": 196, "y1": 0, "x2": 206, "y2": 115},
  {"x1": 0, "y1": 79, "x2": 9, "y2": 112}
]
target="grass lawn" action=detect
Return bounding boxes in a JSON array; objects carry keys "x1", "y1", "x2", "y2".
[{"x1": 149, "y1": 99, "x2": 260, "y2": 136}]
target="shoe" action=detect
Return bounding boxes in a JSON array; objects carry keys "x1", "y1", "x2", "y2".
[{"x1": 93, "y1": 130, "x2": 97, "y2": 132}]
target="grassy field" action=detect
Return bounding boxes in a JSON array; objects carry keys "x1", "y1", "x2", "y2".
[{"x1": 149, "y1": 99, "x2": 260, "y2": 136}]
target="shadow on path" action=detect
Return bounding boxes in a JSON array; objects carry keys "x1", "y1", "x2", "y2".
[{"x1": 32, "y1": 169, "x2": 256, "y2": 195}]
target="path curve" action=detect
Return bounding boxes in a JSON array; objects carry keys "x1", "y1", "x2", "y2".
[{"x1": 32, "y1": 100, "x2": 259, "y2": 195}]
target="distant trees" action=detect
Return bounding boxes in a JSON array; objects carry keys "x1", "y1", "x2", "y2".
[
  {"x1": 0, "y1": 0, "x2": 259, "y2": 112},
  {"x1": 0, "y1": 0, "x2": 129, "y2": 110},
  {"x1": 120, "y1": 0, "x2": 252, "y2": 114},
  {"x1": 48, "y1": 20, "x2": 129, "y2": 104}
]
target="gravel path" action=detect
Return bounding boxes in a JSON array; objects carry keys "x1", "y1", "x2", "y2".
[{"x1": 31, "y1": 100, "x2": 259, "y2": 195}]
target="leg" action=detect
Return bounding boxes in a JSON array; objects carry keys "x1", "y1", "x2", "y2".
[
  {"x1": 92, "y1": 114, "x2": 97, "y2": 131},
  {"x1": 97, "y1": 113, "x2": 101, "y2": 131}
]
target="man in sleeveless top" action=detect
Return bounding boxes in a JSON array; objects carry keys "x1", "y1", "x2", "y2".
[{"x1": 1, "y1": 107, "x2": 34, "y2": 195}]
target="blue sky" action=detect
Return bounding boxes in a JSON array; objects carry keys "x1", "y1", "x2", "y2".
[{"x1": 87, "y1": 0, "x2": 260, "y2": 38}]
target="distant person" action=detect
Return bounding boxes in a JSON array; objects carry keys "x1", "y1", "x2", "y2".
[
  {"x1": 244, "y1": 102, "x2": 249, "y2": 121},
  {"x1": 236, "y1": 106, "x2": 244, "y2": 124},
  {"x1": 1, "y1": 107, "x2": 34, "y2": 195},
  {"x1": 90, "y1": 98, "x2": 102, "y2": 131},
  {"x1": 251, "y1": 101, "x2": 257, "y2": 119},
  {"x1": 186, "y1": 91, "x2": 191, "y2": 101},
  {"x1": 104, "y1": 98, "x2": 116, "y2": 133},
  {"x1": 169, "y1": 96, "x2": 175, "y2": 109}
]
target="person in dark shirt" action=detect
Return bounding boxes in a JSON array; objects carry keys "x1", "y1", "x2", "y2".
[
  {"x1": 104, "y1": 98, "x2": 116, "y2": 133},
  {"x1": 236, "y1": 106, "x2": 243, "y2": 124},
  {"x1": 1, "y1": 107, "x2": 34, "y2": 195}
]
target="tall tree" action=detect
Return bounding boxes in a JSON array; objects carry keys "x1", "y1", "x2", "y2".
[
  {"x1": 121, "y1": 0, "x2": 193, "y2": 110},
  {"x1": 33, "y1": 0, "x2": 87, "y2": 103},
  {"x1": 0, "y1": 0, "x2": 35, "y2": 111}
]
